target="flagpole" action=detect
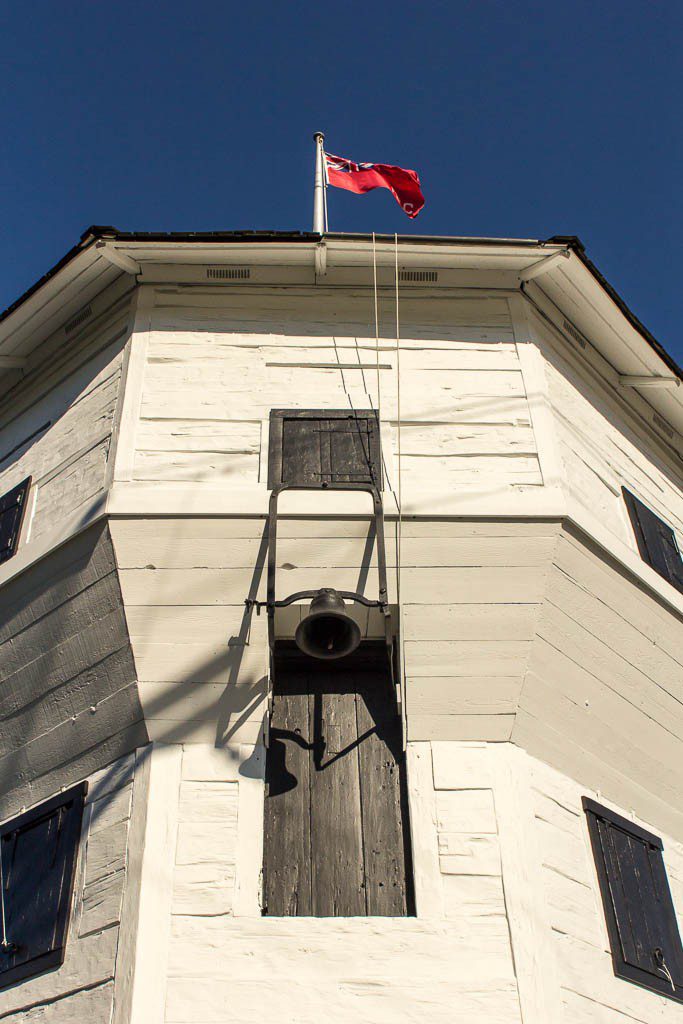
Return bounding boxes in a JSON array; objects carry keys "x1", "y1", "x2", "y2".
[{"x1": 312, "y1": 131, "x2": 325, "y2": 233}]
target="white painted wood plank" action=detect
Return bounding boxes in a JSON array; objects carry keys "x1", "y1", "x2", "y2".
[
  {"x1": 407, "y1": 676, "x2": 521, "y2": 715},
  {"x1": 512, "y1": 708, "x2": 683, "y2": 842},
  {"x1": 128, "y1": 742, "x2": 182, "y2": 1024},
  {"x1": 181, "y1": 744, "x2": 243, "y2": 781},
  {"x1": 406, "y1": 743, "x2": 444, "y2": 919},
  {"x1": 133, "y1": 449, "x2": 258, "y2": 483},
  {"x1": 404, "y1": 640, "x2": 530, "y2": 677},
  {"x1": 491, "y1": 744, "x2": 563, "y2": 1024},
  {"x1": 431, "y1": 742, "x2": 494, "y2": 790},
  {"x1": 6, "y1": 981, "x2": 115, "y2": 1022},
  {"x1": 408, "y1": 714, "x2": 515, "y2": 742},
  {"x1": 403, "y1": 604, "x2": 540, "y2": 641},
  {"x1": 435, "y1": 789, "x2": 498, "y2": 834},
  {"x1": 111, "y1": 533, "x2": 556, "y2": 570},
  {"x1": 137, "y1": 418, "x2": 261, "y2": 452},
  {"x1": 112, "y1": 287, "x2": 153, "y2": 483},
  {"x1": 233, "y1": 743, "x2": 265, "y2": 917},
  {"x1": 177, "y1": 781, "x2": 239, "y2": 823},
  {"x1": 397, "y1": 421, "x2": 537, "y2": 455},
  {"x1": 0, "y1": 930, "x2": 118, "y2": 1017},
  {"x1": 112, "y1": 745, "x2": 150, "y2": 1024},
  {"x1": 119, "y1": 564, "x2": 547, "y2": 606},
  {"x1": 172, "y1": 862, "x2": 236, "y2": 916},
  {"x1": 441, "y1": 873, "x2": 508, "y2": 921},
  {"x1": 439, "y1": 833, "x2": 501, "y2": 876}
]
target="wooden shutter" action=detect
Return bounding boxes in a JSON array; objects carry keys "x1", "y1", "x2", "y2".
[
  {"x1": 0, "y1": 477, "x2": 31, "y2": 566},
  {"x1": 263, "y1": 643, "x2": 413, "y2": 917},
  {"x1": 268, "y1": 410, "x2": 382, "y2": 489},
  {"x1": 0, "y1": 783, "x2": 86, "y2": 988},
  {"x1": 584, "y1": 797, "x2": 683, "y2": 1001},
  {"x1": 623, "y1": 488, "x2": 683, "y2": 595}
]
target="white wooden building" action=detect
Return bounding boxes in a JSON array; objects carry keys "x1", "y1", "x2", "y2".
[{"x1": 0, "y1": 227, "x2": 682, "y2": 1022}]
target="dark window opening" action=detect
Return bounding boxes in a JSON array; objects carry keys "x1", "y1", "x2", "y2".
[
  {"x1": 584, "y1": 797, "x2": 683, "y2": 1002},
  {"x1": 263, "y1": 642, "x2": 413, "y2": 917},
  {"x1": 268, "y1": 409, "x2": 382, "y2": 489},
  {"x1": 0, "y1": 477, "x2": 31, "y2": 566},
  {"x1": 623, "y1": 488, "x2": 683, "y2": 595},
  {"x1": 0, "y1": 783, "x2": 86, "y2": 989}
]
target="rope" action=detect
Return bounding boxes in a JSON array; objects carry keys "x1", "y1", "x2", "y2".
[
  {"x1": 372, "y1": 232, "x2": 381, "y2": 421},
  {"x1": 394, "y1": 233, "x2": 407, "y2": 748}
]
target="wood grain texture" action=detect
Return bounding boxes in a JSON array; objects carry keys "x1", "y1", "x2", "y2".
[
  {"x1": 0, "y1": 291, "x2": 131, "y2": 546},
  {"x1": 0, "y1": 751, "x2": 135, "y2": 1023},
  {"x1": 0, "y1": 523, "x2": 147, "y2": 820},
  {"x1": 541, "y1": 333, "x2": 683, "y2": 552},
  {"x1": 134, "y1": 292, "x2": 542, "y2": 501},
  {"x1": 263, "y1": 649, "x2": 411, "y2": 918}
]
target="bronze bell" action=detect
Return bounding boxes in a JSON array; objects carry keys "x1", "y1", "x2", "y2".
[{"x1": 294, "y1": 588, "x2": 362, "y2": 660}]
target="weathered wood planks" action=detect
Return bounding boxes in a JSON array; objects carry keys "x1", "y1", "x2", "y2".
[
  {"x1": 0, "y1": 523, "x2": 147, "y2": 819},
  {"x1": 263, "y1": 647, "x2": 411, "y2": 918}
]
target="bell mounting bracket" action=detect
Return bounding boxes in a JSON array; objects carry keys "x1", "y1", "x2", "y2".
[{"x1": 244, "y1": 481, "x2": 399, "y2": 704}]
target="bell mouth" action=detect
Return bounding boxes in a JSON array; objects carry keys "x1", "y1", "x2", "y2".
[{"x1": 294, "y1": 611, "x2": 362, "y2": 660}]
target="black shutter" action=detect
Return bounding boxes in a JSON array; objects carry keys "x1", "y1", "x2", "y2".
[
  {"x1": 0, "y1": 783, "x2": 86, "y2": 988},
  {"x1": 584, "y1": 797, "x2": 683, "y2": 1001},
  {"x1": 623, "y1": 488, "x2": 683, "y2": 595},
  {"x1": 0, "y1": 477, "x2": 31, "y2": 566},
  {"x1": 268, "y1": 411, "x2": 382, "y2": 489}
]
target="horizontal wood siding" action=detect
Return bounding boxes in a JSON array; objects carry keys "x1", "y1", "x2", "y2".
[
  {"x1": 162, "y1": 741, "x2": 521, "y2": 1024},
  {"x1": 0, "y1": 523, "x2": 147, "y2": 818},
  {"x1": 515, "y1": 523, "x2": 683, "y2": 842},
  {"x1": 111, "y1": 517, "x2": 556, "y2": 745},
  {"x1": 0, "y1": 751, "x2": 138, "y2": 1022},
  {"x1": 527, "y1": 753, "x2": 683, "y2": 1023},
  {"x1": 539, "y1": 328, "x2": 683, "y2": 552},
  {"x1": 0, "y1": 285, "x2": 132, "y2": 545},
  {"x1": 133, "y1": 291, "x2": 542, "y2": 503}
]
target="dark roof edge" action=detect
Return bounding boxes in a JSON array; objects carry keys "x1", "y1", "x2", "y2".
[
  {"x1": 547, "y1": 236, "x2": 682, "y2": 381},
  {"x1": 1, "y1": 226, "x2": 681, "y2": 381}
]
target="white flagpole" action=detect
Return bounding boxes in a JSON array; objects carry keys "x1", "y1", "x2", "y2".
[{"x1": 312, "y1": 131, "x2": 326, "y2": 233}]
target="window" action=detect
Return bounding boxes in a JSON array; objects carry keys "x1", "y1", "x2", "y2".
[
  {"x1": 0, "y1": 477, "x2": 31, "y2": 566},
  {"x1": 583, "y1": 797, "x2": 683, "y2": 1001},
  {"x1": 268, "y1": 410, "x2": 382, "y2": 489},
  {"x1": 0, "y1": 783, "x2": 86, "y2": 988},
  {"x1": 623, "y1": 488, "x2": 683, "y2": 595}
]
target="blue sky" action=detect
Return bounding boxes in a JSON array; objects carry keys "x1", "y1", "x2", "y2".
[{"x1": 1, "y1": 2, "x2": 681, "y2": 364}]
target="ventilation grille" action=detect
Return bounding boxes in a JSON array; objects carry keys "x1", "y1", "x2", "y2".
[
  {"x1": 399, "y1": 270, "x2": 438, "y2": 283},
  {"x1": 206, "y1": 267, "x2": 251, "y2": 280},
  {"x1": 562, "y1": 318, "x2": 587, "y2": 350},
  {"x1": 64, "y1": 305, "x2": 93, "y2": 334}
]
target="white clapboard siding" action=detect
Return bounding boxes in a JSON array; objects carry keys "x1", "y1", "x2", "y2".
[
  {"x1": 111, "y1": 518, "x2": 554, "y2": 744},
  {"x1": 543, "y1": 344, "x2": 683, "y2": 546},
  {"x1": 133, "y1": 291, "x2": 543, "y2": 497},
  {"x1": 0, "y1": 752, "x2": 137, "y2": 1022},
  {"x1": 0, "y1": 291, "x2": 131, "y2": 542},
  {"x1": 528, "y1": 754, "x2": 683, "y2": 1024},
  {"x1": 514, "y1": 520, "x2": 683, "y2": 837},
  {"x1": 165, "y1": 745, "x2": 521, "y2": 1024}
]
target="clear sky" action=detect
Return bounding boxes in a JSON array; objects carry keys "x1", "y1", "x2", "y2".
[{"x1": 1, "y1": 2, "x2": 681, "y2": 364}]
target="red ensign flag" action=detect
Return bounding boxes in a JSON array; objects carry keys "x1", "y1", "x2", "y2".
[{"x1": 324, "y1": 152, "x2": 425, "y2": 218}]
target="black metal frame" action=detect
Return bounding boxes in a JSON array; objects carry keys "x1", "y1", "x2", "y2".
[{"x1": 245, "y1": 481, "x2": 399, "y2": 711}]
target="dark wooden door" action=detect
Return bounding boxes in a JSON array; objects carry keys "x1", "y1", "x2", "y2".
[{"x1": 263, "y1": 644, "x2": 413, "y2": 917}]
